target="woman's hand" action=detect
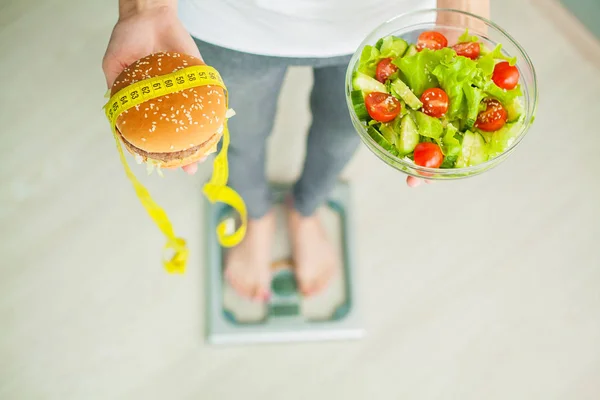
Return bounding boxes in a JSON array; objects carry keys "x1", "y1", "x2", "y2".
[{"x1": 102, "y1": 0, "x2": 204, "y2": 174}]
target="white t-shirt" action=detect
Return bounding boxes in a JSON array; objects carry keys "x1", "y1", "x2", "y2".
[{"x1": 179, "y1": 0, "x2": 437, "y2": 58}]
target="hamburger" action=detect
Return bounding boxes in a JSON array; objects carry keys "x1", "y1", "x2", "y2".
[{"x1": 110, "y1": 52, "x2": 231, "y2": 170}]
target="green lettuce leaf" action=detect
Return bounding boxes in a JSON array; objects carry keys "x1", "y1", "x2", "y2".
[
  {"x1": 463, "y1": 84, "x2": 486, "y2": 128},
  {"x1": 414, "y1": 111, "x2": 444, "y2": 139},
  {"x1": 457, "y1": 28, "x2": 480, "y2": 43},
  {"x1": 440, "y1": 122, "x2": 462, "y2": 168},
  {"x1": 476, "y1": 54, "x2": 496, "y2": 78},
  {"x1": 395, "y1": 48, "x2": 455, "y2": 97},
  {"x1": 431, "y1": 52, "x2": 479, "y2": 121},
  {"x1": 484, "y1": 82, "x2": 523, "y2": 104},
  {"x1": 441, "y1": 123, "x2": 462, "y2": 157},
  {"x1": 357, "y1": 45, "x2": 381, "y2": 77},
  {"x1": 481, "y1": 43, "x2": 517, "y2": 66},
  {"x1": 357, "y1": 37, "x2": 408, "y2": 78}
]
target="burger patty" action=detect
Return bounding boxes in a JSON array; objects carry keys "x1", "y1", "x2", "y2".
[{"x1": 116, "y1": 128, "x2": 218, "y2": 162}]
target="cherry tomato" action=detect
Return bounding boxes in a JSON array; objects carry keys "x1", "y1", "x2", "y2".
[
  {"x1": 475, "y1": 98, "x2": 508, "y2": 132},
  {"x1": 375, "y1": 58, "x2": 399, "y2": 83},
  {"x1": 492, "y1": 61, "x2": 520, "y2": 90},
  {"x1": 452, "y1": 42, "x2": 481, "y2": 60},
  {"x1": 365, "y1": 92, "x2": 401, "y2": 123},
  {"x1": 420, "y1": 88, "x2": 449, "y2": 118},
  {"x1": 413, "y1": 142, "x2": 444, "y2": 168},
  {"x1": 417, "y1": 31, "x2": 448, "y2": 51}
]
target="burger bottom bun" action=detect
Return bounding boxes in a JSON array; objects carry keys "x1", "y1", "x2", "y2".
[{"x1": 117, "y1": 128, "x2": 223, "y2": 169}]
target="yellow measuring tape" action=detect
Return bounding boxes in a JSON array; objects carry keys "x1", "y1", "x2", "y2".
[{"x1": 103, "y1": 64, "x2": 247, "y2": 274}]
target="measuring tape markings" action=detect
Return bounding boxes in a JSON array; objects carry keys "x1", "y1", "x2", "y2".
[{"x1": 104, "y1": 64, "x2": 247, "y2": 273}]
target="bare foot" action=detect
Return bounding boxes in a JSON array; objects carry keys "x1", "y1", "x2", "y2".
[
  {"x1": 287, "y1": 204, "x2": 339, "y2": 296},
  {"x1": 224, "y1": 210, "x2": 275, "y2": 302}
]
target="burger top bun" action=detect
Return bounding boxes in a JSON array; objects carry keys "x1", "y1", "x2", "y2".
[{"x1": 110, "y1": 52, "x2": 227, "y2": 154}]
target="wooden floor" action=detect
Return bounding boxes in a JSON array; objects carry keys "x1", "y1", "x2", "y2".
[{"x1": 1, "y1": 0, "x2": 599, "y2": 399}]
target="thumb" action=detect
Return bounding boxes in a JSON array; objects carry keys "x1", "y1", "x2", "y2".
[
  {"x1": 102, "y1": 54, "x2": 124, "y2": 89},
  {"x1": 102, "y1": 52, "x2": 137, "y2": 89},
  {"x1": 169, "y1": 29, "x2": 204, "y2": 61},
  {"x1": 177, "y1": 41, "x2": 203, "y2": 62}
]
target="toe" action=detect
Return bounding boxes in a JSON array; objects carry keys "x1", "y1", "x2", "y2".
[
  {"x1": 300, "y1": 275, "x2": 320, "y2": 296},
  {"x1": 223, "y1": 268, "x2": 235, "y2": 287},
  {"x1": 226, "y1": 275, "x2": 243, "y2": 296},
  {"x1": 228, "y1": 276, "x2": 246, "y2": 298},
  {"x1": 313, "y1": 269, "x2": 333, "y2": 294},
  {"x1": 295, "y1": 272, "x2": 311, "y2": 295},
  {"x1": 227, "y1": 272, "x2": 254, "y2": 300},
  {"x1": 239, "y1": 276, "x2": 258, "y2": 300},
  {"x1": 252, "y1": 286, "x2": 271, "y2": 302},
  {"x1": 308, "y1": 275, "x2": 328, "y2": 296}
]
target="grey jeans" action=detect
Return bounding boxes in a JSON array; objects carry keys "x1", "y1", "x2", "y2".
[{"x1": 194, "y1": 38, "x2": 360, "y2": 219}]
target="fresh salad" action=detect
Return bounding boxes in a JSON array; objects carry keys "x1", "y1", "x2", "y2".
[{"x1": 351, "y1": 29, "x2": 526, "y2": 169}]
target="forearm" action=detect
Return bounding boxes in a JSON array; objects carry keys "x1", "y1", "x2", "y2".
[
  {"x1": 437, "y1": 0, "x2": 490, "y2": 34},
  {"x1": 119, "y1": 0, "x2": 177, "y2": 19},
  {"x1": 437, "y1": 0, "x2": 490, "y2": 19}
]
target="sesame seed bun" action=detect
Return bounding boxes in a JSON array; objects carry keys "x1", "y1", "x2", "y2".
[{"x1": 111, "y1": 52, "x2": 227, "y2": 168}]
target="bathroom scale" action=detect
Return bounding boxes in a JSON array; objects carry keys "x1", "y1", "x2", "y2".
[{"x1": 203, "y1": 181, "x2": 364, "y2": 345}]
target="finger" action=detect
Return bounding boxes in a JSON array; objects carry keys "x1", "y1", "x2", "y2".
[
  {"x1": 102, "y1": 56, "x2": 123, "y2": 89},
  {"x1": 170, "y1": 25, "x2": 204, "y2": 60},
  {"x1": 186, "y1": 42, "x2": 203, "y2": 60},
  {"x1": 182, "y1": 163, "x2": 198, "y2": 175},
  {"x1": 425, "y1": 179, "x2": 434, "y2": 184},
  {"x1": 102, "y1": 54, "x2": 134, "y2": 89},
  {"x1": 182, "y1": 34, "x2": 203, "y2": 60},
  {"x1": 406, "y1": 176, "x2": 423, "y2": 187}
]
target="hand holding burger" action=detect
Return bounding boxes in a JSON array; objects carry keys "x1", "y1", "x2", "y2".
[{"x1": 102, "y1": 0, "x2": 206, "y2": 174}]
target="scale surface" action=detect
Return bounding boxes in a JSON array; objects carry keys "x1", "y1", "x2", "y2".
[{"x1": 204, "y1": 181, "x2": 363, "y2": 345}]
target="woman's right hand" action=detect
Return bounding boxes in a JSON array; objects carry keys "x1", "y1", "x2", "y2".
[{"x1": 102, "y1": 0, "x2": 205, "y2": 174}]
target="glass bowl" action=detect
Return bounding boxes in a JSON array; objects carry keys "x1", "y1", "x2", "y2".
[{"x1": 345, "y1": 8, "x2": 538, "y2": 180}]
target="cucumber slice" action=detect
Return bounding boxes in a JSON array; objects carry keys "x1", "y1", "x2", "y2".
[
  {"x1": 506, "y1": 97, "x2": 524, "y2": 122},
  {"x1": 455, "y1": 130, "x2": 488, "y2": 167},
  {"x1": 478, "y1": 129, "x2": 494, "y2": 143},
  {"x1": 398, "y1": 99, "x2": 408, "y2": 118},
  {"x1": 455, "y1": 131, "x2": 473, "y2": 168},
  {"x1": 380, "y1": 123, "x2": 397, "y2": 146},
  {"x1": 379, "y1": 36, "x2": 408, "y2": 58},
  {"x1": 469, "y1": 131, "x2": 488, "y2": 166},
  {"x1": 390, "y1": 79, "x2": 423, "y2": 110},
  {"x1": 487, "y1": 123, "x2": 520, "y2": 157},
  {"x1": 396, "y1": 114, "x2": 420, "y2": 155},
  {"x1": 403, "y1": 44, "x2": 418, "y2": 58},
  {"x1": 353, "y1": 103, "x2": 369, "y2": 120},
  {"x1": 350, "y1": 89, "x2": 364, "y2": 104},
  {"x1": 352, "y1": 71, "x2": 387, "y2": 94},
  {"x1": 350, "y1": 90, "x2": 369, "y2": 120},
  {"x1": 367, "y1": 126, "x2": 399, "y2": 156}
]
